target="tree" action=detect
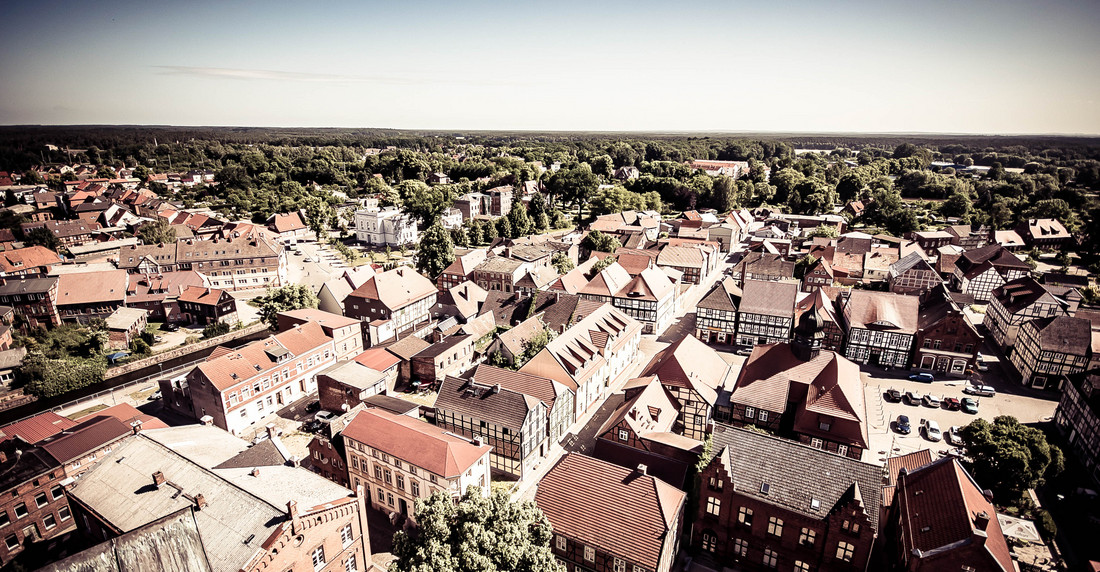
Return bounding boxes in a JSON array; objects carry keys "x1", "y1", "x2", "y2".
[
  {"x1": 390, "y1": 487, "x2": 562, "y2": 572},
  {"x1": 96, "y1": 166, "x2": 117, "y2": 179},
  {"x1": 794, "y1": 255, "x2": 818, "y2": 280},
  {"x1": 959, "y1": 416, "x2": 1064, "y2": 497},
  {"x1": 710, "y1": 175, "x2": 737, "y2": 212},
  {"x1": 548, "y1": 164, "x2": 598, "y2": 218},
  {"x1": 254, "y1": 285, "x2": 318, "y2": 328},
  {"x1": 808, "y1": 225, "x2": 839, "y2": 238},
  {"x1": 1055, "y1": 251, "x2": 1072, "y2": 271},
  {"x1": 23, "y1": 226, "x2": 59, "y2": 251},
  {"x1": 399, "y1": 181, "x2": 457, "y2": 226},
  {"x1": 589, "y1": 255, "x2": 617, "y2": 276},
  {"x1": 551, "y1": 252, "x2": 574, "y2": 274},
  {"x1": 202, "y1": 321, "x2": 231, "y2": 338},
  {"x1": 581, "y1": 230, "x2": 621, "y2": 254},
  {"x1": 507, "y1": 202, "x2": 533, "y2": 237},
  {"x1": 4, "y1": 189, "x2": 18, "y2": 207},
  {"x1": 19, "y1": 353, "x2": 107, "y2": 399},
  {"x1": 517, "y1": 328, "x2": 554, "y2": 367},
  {"x1": 136, "y1": 219, "x2": 177, "y2": 245},
  {"x1": 941, "y1": 191, "x2": 972, "y2": 219},
  {"x1": 416, "y1": 223, "x2": 456, "y2": 280},
  {"x1": 132, "y1": 164, "x2": 151, "y2": 182}
]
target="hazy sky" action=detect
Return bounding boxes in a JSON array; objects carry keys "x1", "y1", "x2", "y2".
[{"x1": 2, "y1": 0, "x2": 1098, "y2": 133}]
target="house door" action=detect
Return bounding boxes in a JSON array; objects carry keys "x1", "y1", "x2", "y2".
[
  {"x1": 1033, "y1": 376, "x2": 1046, "y2": 389},
  {"x1": 276, "y1": 391, "x2": 284, "y2": 406},
  {"x1": 935, "y1": 358, "x2": 949, "y2": 373},
  {"x1": 869, "y1": 350, "x2": 882, "y2": 366},
  {"x1": 398, "y1": 498, "x2": 408, "y2": 515}
]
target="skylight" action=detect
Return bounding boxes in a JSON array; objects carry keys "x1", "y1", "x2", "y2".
[
  {"x1": 810, "y1": 498, "x2": 820, "y2": 509},
  {"x1": 760, "y1": 483, "x2": 770, "y2": 495}
]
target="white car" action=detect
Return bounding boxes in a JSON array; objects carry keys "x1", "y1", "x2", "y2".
[
  {"x1": 315, "y1": 410, "x2": 336, "y2": 424},
  {"x1": 947, "y1": 426, "x2": 964, "y2": 446},
  {"x1": 923, "y1": 420, "x2": 942, "y2": 442}
]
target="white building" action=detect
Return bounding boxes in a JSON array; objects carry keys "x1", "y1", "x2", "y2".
[
  {"x1": 354, "y1": 206, "x2": 419, "y2": 247},
  {"x1": 440, "y1": 208, "x2": 463, "y2": 230}
]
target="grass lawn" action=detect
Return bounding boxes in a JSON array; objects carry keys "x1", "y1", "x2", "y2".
[
  {"x1": 130, "y1": 386, "x2": 159, "y2": 401},
  {"x1": 66, "y1": 403, "x2": 108, "y2": 420}
]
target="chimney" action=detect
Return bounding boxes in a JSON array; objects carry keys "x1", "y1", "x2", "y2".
[
  {"x1": 636, "y1": 464, "x2": 648, "y2": 476},
  {"x1": 266, "y1": 424, "x2": 278, "y2": 439},
  {"x1": 982, "y1": 489, "x2": 994, "y2": 503},
  {"x1": 974, "y1": 511, "x2": 990, "y2": 531},
  {"x1": 194, "y1": 493, "x2": 207, "y2": 510},
  {"x1": 472, "y1": 436, "x2": 484, "y2": 447},
  {"x1": 288, "y1": 500, "x2": 301, "y2": 534},
  {"x1": 251, "y1": 467, "x2": 261, "y2": 477},
  {"x1": 199, "y1": 415, "x2": 213, "y2": 426},
  {"x1": 130, "y1": 420, "x2": 143, "y2": 435},
  {"x1": 289, "y1": 455, "x2": 301, "y2": 468},
  {"x1": 152, "y1": 471, "x2": 166, "y2": 487},
  {"x1": 492, "y1": 384, "x2": 501, "y2": 394}
]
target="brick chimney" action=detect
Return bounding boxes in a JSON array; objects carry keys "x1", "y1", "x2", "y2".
[
  {"x1": 288, "y1": 500, "x2": 301, "y2": 534},
  {"x1": 194, "y1": 493, "x2": 207, "y2": 510},
  {"x1": 974, "y1": 511, "x2": 990, "y2": 531},
  {"x1": 636, "y1": 464, "x2": 648, "y2": 476},
  {"x1": 152, "y1": 471, "x2": 165, "y2": 487},
  {"x1": 199, "y1": 415, "x2": 213, "y2": 426},
  {"x1": 265, "y1": 424, "x2": 278, "y2": 440},
  {"x1": 251, "y1": 467, "x2": 260, "y2": 477},
  {"x1": 130, "y1": 420, "x2": 143, "y2": 435}
]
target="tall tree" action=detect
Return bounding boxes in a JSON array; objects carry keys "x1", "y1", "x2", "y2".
[
  {"x1": 507, "y1": 202, "x2": 533, "y2": 237},
  {"x1": 136, "y1": 219, "x2": 177, "y2": 245},
  {"x1": 416, "y1": 223, "x2": 456, "y2": 279},
  {"x1": 959, "y1": 416, "x2": 1063, "y2": 497},
  {"x1": 23, "y1": 226, "x2": 59, "y2": 251},
  {"x1": 254, "y1": 284, "x2": 318, "y2": 328},
  {"x1": 390, "y1": 487, "x2": 563, "y2": 572}
]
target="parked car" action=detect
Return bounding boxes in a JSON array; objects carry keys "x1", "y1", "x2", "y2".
[
  {"x1": 149, "y1": 390, "x2": 162, "y2": 400},
  {"x1": 947, "y1": 426, "x2": 964, "y2": 446},
  {"x1": 961, "y1": 397, "x2": 979, "y2": 414},
  {"x1": 904, "y1": 391, "x2": 922, "y2": 406},
  {"x1": 304, "y1": 256, "x2": 313, "y2": 263},
  {"x1": 315, "y1": 410, "x2": 336, "y2": 424},
  {"x1": 976, "y1": 359, "x2": 989, "y2": 372},
  {"x1": 963, "y1": 384, "x2": 996, "y2": 397},
  {"x1": 922, "y1": 394, "x2": 941, "y2": 408},
  {"x1": 908, "y1": 372, "x2": 935, "y2": 383},
  {"x1": 943, "y1": 397, "x2": 961, "y2": 411},
  {"x1": 895, "y1": 415, "x2": 911, "y2": 435},
  {"x1": 305, "y1": 400, "x2": 321, "y2": 413},
  {"x1": 885, "y1": 388, "x2": 902, "y2": 402},
  {"x1": 302, "y1": 419, "x2": 323, "y2": 433},
  {"x1": 735, "y1": 346, "x2": 753, "y2": 356},
  {"x1": 164, "y1": 323, "x2": 180, "y2": 332},
  {"x1": 923, "y1": 419, "x2": 942, "y2": 442},
  {"x1": 252, "y1": 432, "x2": 270, "y2": 445}
]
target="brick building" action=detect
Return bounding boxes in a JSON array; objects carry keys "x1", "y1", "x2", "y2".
[
  {"x1": 277, "y1": 308, "x2": 364, "y2": 362},
  {"x1": 912, "y1": 285, "x2": 983, "y2": 377},
  {"x1": 0, "y1": 438, "x2": 74, "y2": 566},
  {"x1": 177, "y1": 285, "x2": 238, "y2": 325}
]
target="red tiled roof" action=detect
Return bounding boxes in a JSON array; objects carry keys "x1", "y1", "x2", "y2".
[
  {"x1": 39, "y1": 416, "x2": 131, "y2": 463},
  {"x1": 270, "y1": 212, "x2": 307, "y2": 233},
  {"x1": 353, "y1": 347, "x2": 402, "y2": 372},
  {"x1": 0, "y1": 412, "x2": 78, "y2": 444},
  {"x1": 536, "y1": 453, "x2": 685, "y2": 571},
  {"x1": 56, "y1": 270, "x2": 128, "y2": 306},
  {"x1": 471, "y1": 364, "x2": 565, "y2": 410},
  {"x1": 0, "y1": 245, "x2": 63, "y2": 273},
  {"x1": 77, "y1": 403, "x2": 169, "y2": 431},
  {"x1": 641, "y1": 334, "x2": 731, "y2": 406},
  {"x1": 342, "y1": 408, "x2": 490, "y2": 478},
  {"x1": 349, "y1": 267, "x2": 436, "y2": 310},
  {"x1": 196, "y1": 322, "x2": 332, "y2": 391},
  {"x1": 897, "y1": 458, "x2": 1014, "y2": 571},
  {"x1": 178, "y1": 285, "x2": 226, "y2": 306}
]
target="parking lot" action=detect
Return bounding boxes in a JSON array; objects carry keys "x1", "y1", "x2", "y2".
[{"x1": 862, "y1": 349, "x2": 1059, "y2": 464}]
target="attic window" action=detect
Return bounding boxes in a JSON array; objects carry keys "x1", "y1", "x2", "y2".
[
  {"x1": 810, "y1": 499, "x2": 820, "y2": 510},
  {"x1": 760, "y1": 483, "x2": 770, "y2": 495}
]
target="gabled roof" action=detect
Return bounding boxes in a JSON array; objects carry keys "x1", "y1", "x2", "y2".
[
  {"x1": 0, "y1": 245, "x2": 63, "y2": 273},
  {"x1": 697, "y1": 277, "x2": 742, "y2": 313},
  {"x1": 536, "y1": 453, "x2": 685, "y2": 572},
  {"x1": 354, "y1": 347, "x2": 402, "y2": 372},
  {"x1": 195, "y1": 321, "x2": 332, "y2": 391},
  {"x1": 471, "y1": 364, "x2": 570, "y2": 411},
  {"x1": 77, "y1": 403, "x2": 169, "y2": 431},
  {"x1": 844, "y1": 290, "x2": 920, "y2": 333},
  {"x1": 342, "y1": 408, "x2": 490, "y2": 478},
  {"x1": 990, "y1": 276, "x2": 1057, "y2": 314},
  {"x1": 616, "y1": 267, "x2": 674, "y2": 302},
  {"x1": 890, "y1": 251, "x2": 936, "y2": 277},
  {"x1": 349, "y1": 267, "x2": 436, "y2": 310},
  {"x1": 1025, "y1": 315, "x2": 1091, "y2": 355},
  {"x1": 735, "y1": 252, "x2": 794, "y2": 278},
  {"x1": 739, "y1": 279, "x2": 797, "y2": 317},
  {"x1": 883, "y1": 449, "x2": 935, "y2": 507},
  {"x1": 433, "y1": 374, "x2": 544, "y2": 430},
  {"x1": 39, "y1": 508, "x2": 212, "y2": 572},
  {"x1": 641, "y1": 334, "x2": 733, "y2": 406},
  {"x1": 269, "y1": 212, "x2": 306, "y2": 233},
  {"x1": 496, "y1": 315, "x2": 547, "y2": 358},
  {"x1": 277, "y1": 307, "x2": 359, "y2": 329},
  {"x1": 795, "y1": 288, "x2": 840, "y2": 329},
  {"x1": 441, "y1": 249, "x2": 488, "y2": 277},
  {"x1": 656, "y1": 245, "x2": 704, "y2": 268},
  {"x1": 0, "y1": 412, "x2": 78, "y2": 444},
  {"x1": 580, "y1": 262, "x2": 632, "y2": 298},
  {"x1": 897, "y1": 457, "x2": 1014, "y2": 571},
  {"x1": 707, "y1": 423, "x2": 882, "y2": 529},
  {"x1": 597, "y1": 377, "x2": 684, "y2": 442},
  {"x1": 56, "y1": 270, "x2": 128, "y2": 306}
]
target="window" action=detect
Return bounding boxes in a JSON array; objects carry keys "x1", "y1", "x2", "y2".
[
  {"x1": 374, "y1": 465, "x2": 383, "y2": 480},
  {"x1": 799, "y1": 528, "x2": 816, "y2": 546},
  {"x1": 614, "y1": 558, "x2": 625, "y2": 572},
  {"x1": 837, "y1": 445, "x2": 849, "y2": 457},
  {"x1": 758, "y1": 410, "x2": 768, "y2": 422},
  {"x1": 794, "y1": 561, "x2": 811, "y2": 572},
  {"x1": 762, "y1": 548, "x2": 777, "y2": 568},
  {"x1": 584, "y1": 545, "x2": 595, "y2": 562},
  {"x1": 745, "y1": 406, "x2": 755, "y2": 419},
  {"x1": 810, "y1": 438, "x2": 824, "y2": 449},
  {"x1": 618, "y1": 429, "x2": 629, "y2": 441},
  {"x1": 706, "y1": 497, "x2": 721, "y2": 517},
  {"x1": 818, "y1": 421, "x2": 831, "y2": 432},
  {"x1": 709, "y1": 477, "x2": 724, "y2": 491},
  {"x1": 384, "y1": 469, "x2": 392, "y2": 485},
  {"x1": 733, "y1": 537, "x2": 748, "y2": 557},
  {"x1": 411, "y1": 481, "x2": 420, "y2": 497},
  {"x1": 312, "y1": 545, "x2": 326, "y2": 570},
  {"x1": 4, "y1": 534, "x2": 17, "y2": 550},
  {"x1": 836, "y1": 541, "x2": 855, "y2": 562},
  {"x1": 387, "y1": 493, "x2": 394, "y2": 507},
  {"x1": 767, "y1": 517, "x2": 783, "y2": 537},
  {"x1": 34, "y1": 493, "x2": 47, "y2": 508},
  {"x1": 13, "y1": 504, "x2": 27, "y2": 519},
  {"x1": 738, "y1": 507, "x2": 753, "y2": 526},
  {"x1": 556, "y1": 534, "x2": 566, "y2": 550},
  {"x1": 396, "y1": 475, "x2": 404, "y2": 491},
  {"x1": 0, "y1": 512, "x2": 8, "y2": 528},
  {"x1": 341, "y1": 524, "x2": 353, "y2": 548},
  {"x1": 43, "y1": 513, "x2": 56, "y2": 530},
  {"x1": 345, "y1": 554, "x2": 357, "y2": 572},
  {"x1": 58, "y1": 506, "x2": 71, "y2": 521}
]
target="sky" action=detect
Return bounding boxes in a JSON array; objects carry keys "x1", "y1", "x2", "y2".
[{"x1": 1, "y1": 0, "x2": 1098, "y2": 134}]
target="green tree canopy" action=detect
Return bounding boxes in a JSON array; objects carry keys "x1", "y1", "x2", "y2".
[
  {"x1": 959, "y1": 416, "x2": 1064, "y2": 497},
  {"x1": 390, "y1": 487, "x2": 563, "y2": 572},
  {"x1": 254, "y1": 284, "x2": 318, "y2": 328},
  {"x1": 23, "y1": 226, "x2": 60, "y2": 251},
  {"x1": 136, "y1": 219, "x2": 177, "y2": 245},
  {"x1": 416, "y1": 223, "x2": 456, "y2": 279},
  {"x1": 581, "y1": 230, "x2": 621, "y2": 254},
  {"x1": 551, "y1": 252, "x2": 574, "y2": 274}
]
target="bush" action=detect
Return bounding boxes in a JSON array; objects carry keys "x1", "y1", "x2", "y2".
[
  {"x1": 203, "y1": 321, "x2": 232, "y2": 338},
  {"x1": 19, "y1": 354, "x2": 106, "y2": 399}
]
